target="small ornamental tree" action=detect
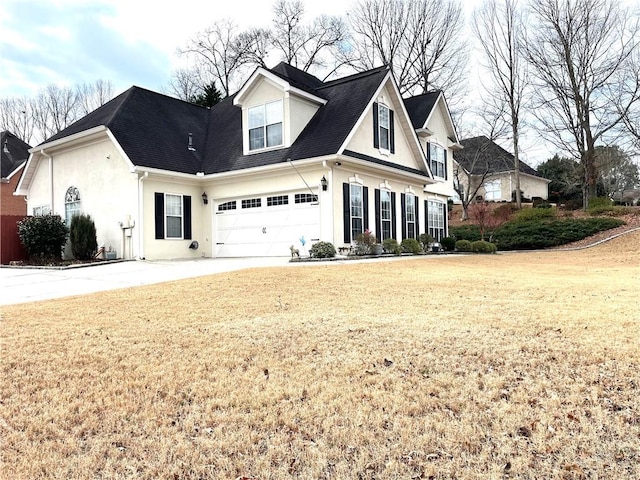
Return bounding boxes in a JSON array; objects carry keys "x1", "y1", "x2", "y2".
[
  {"x1": 69, "y1": 214, "x2": 98, "y2": 260},
  {"x1": 17, "y1": 215, "x2": 68, "y2": 261},
  {"x1": 468, "y1": 202, "x2": 512, "y2": 241}
]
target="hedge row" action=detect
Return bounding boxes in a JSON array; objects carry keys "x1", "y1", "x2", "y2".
[{"x1": 449, "y1": 217, "x2": 624, "y2": 250}]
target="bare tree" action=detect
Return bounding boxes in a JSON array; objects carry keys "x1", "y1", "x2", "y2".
[
  {"x1": 166, "y1": 68, "x2": 208, "y2": 101},
  {"x1": 0, "y1": 97, "x2": 36, "y2": 145},
  {"x1": 32, "y1": 84, "x2": 80, "y2": 140},
  {"x1": 348, "y1": 0, "x2": 468, "y2": 98},
  {"x1": 271, "y1": 0, "x2": 349, "y2": 74},
  {"x1": 525, "y1": 0, "x2": 640, "y2": 207},
  {"x1": 453, "y1": 139, "x2": 494, "y2": 221},
  {"x1": 474, "y1": 0, "x2": 527, "y2": 209},
  {"x1": 179, "y1": 19, "x2": 269, "y2": 97},
  {"x1": 76, "y1": 80, "x2": 114, "y2": 115}
]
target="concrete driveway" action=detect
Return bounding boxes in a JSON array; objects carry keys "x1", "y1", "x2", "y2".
[{"x1": 0, "y1": 257, "x2": 291, "y2": 306}]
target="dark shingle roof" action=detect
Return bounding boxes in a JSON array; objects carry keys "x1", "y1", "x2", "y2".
[
  {"x1": 41, "y1": 64, "x2": 394, "y2": 176},
  {"x1": 200, "y1": 65, "x2": 389, "y2": 174},
  {"x1": 43, "y1": 87, "x2": 210, "y2": 174},
  {"x1": 455, "y1": 136, "x2": 543, "y2": 177},
  {"x1": 1, "y1": 131, "x2": 31, "y2": 178},
  {"x1": 403, "y1": 91, "x2": 441, "y2": 129}
]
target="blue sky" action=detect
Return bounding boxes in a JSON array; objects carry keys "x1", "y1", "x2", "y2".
[{"x1": 0, "y1": 0, "x2": 352, "y2": 98}]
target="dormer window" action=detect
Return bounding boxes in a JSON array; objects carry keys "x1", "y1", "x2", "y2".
[
  {"x1": 373, "y1": 102, "x2": 395, "y2": 153},
  {"x1": 248, "y1": 100, "x2": 283, "y2": 151},
  {"x1": 428, "y1": 143, "x2": 447, "y2": 179}
]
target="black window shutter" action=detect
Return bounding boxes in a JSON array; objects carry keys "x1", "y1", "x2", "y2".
[
  {"x1": 374, "y1": 189, "x2": 381, "y2": 243},
  {"x1": 444, "y1": 149, "x2": 448, "y2": 180},
  {"x1": 343, "y1": 183, "x2": 350, "y2": 243},
  {"x1": 415, "y1": 197, "x2": 420, "y2": 239},
  {"x1": 443, "y1": 202, "x2": 448, "y2": 238},
  {"x1": 424, "y1": 199, "x2": 429, "y2": 233},
  {"x1": 391, "y1": 192, "x2": 396, "y2": 240},
  {"x1": 183, "y1": 195, "x2": 192, "y2": 240},
  {"x1": 363, "y1": 186, "x2": 369, "y2": 231},
  {"x1": 373, "y1": 102, "x2": 379, "y2": 149},
  {"x1": 401, "y1": 193, "x2": 407, "y2": 240},
  {"x1": 154, "y1": 192, "x2": 164, "y2": 239},
  {"x1": 389, "y1": 109, "x2": 395, "y2": 153}
]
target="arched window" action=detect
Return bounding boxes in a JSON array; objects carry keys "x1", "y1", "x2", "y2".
[{"x1": 65, "y1": 186, "x2": 81, "y2": 224}]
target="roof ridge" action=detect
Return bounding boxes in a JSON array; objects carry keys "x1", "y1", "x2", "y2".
[{"x1": 317, "y1": 65, "x2": 388, "y2": 90}]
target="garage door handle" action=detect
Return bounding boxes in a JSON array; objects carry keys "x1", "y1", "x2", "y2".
[{"x1": 262, "y1": 227, "x2": 267, "y2": 234}]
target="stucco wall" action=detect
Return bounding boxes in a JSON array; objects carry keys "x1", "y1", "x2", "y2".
[{"x1": 26, "y1": 138, "x2": 138, "y2": 259}]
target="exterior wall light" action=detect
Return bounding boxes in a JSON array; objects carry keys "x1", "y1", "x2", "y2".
[
  {"x1": 321, "y1": 176, "x2": 328, "y2": 191},
  {"x1": 202, "y1": 192, "x2": 208, "y2": 204}
]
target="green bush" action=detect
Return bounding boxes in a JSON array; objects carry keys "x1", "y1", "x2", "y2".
[
  {"x1": 309, "y1": 241, "x2": 336, "y2": 258},
  {"x1": 401, "y1": 238, "x2": 422, "y2": 254},
  {"x1": 440, "y1": 236, "x2": 456, "y2": 251},
  {"x1": 449, "y1": 225, "x2": 482, "y2": 242},
  {"x1": 69, "y1": 214, "x2": 98, "y2": 260},
  {"x1": 493, "y1": 217, "x2": 624, "y2": 250},
  {"x1": 514, "y1": 207, "x2": 556, "y2": 223},
  {"x1": 455, "y1": 239, "x2": 472, "y2": 252},
  {"x1": 471, "y1": 240, "x2": 497, "y2": 253},
  {"x1": 418, "y1": 233, "x2": 434, "y2": 251},
  {"x1": 17, "y1": 215, "x2": 68, "y2": 261},
  {"x1": 383, "y1": 238, "x2": 401, "y2": 255},
  {"x1": 535, "y1": 202, "x2": 553, "y2": 209},
  {"x1": 588, "y1": 197, "x2": 613, "y2": 209}
]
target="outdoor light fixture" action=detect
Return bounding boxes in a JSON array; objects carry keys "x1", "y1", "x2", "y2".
[
  {"x1": 202, "y1": 192, "x2": 208, "y2": 205},
  {"x1": 321, "y1": 176, "x2": 328, "y2": 191}
]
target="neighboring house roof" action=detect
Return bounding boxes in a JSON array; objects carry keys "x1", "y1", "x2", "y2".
[
  {"x1": 455, "y1": 135, "x2": 545, "y2": 178},
  {"x1": 1, "y1": 131, "x2": 31, "y2": 179},
  {"x1": 32, "y1": 63, "x2": 435, "y2": 177}
]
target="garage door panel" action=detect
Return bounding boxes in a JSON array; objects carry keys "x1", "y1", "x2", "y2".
[{"x1": 215, "y1": 196, "x2": 319, "y2": 257}]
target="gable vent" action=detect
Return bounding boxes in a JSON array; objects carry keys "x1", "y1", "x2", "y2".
[{"x1": 188, "y1": 133, "x2": 196, "y2": 152}]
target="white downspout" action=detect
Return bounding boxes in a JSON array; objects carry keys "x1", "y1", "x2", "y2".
[
  {"x1": 137, "y1": 171, "x2": 148, "y2": 259},
  {"x1": 41, "y1": 149, "x2": 53, "y2": 212}
]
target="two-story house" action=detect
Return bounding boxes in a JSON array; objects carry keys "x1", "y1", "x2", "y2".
[{"x1": 15, "y1": 63, "x2": 461, "y2": 259}]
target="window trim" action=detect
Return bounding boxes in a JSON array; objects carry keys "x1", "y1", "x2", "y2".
[
  {"x1": 405, "y1": 193, "x2": 416, "y2": 240},
  {"x1": 350, "y1": 184, "x2": 364, "y2": 242},
  {"x1": 428, "y1": 143, "x2": 447, "y2": 179},
  {"x1": 165, "y1": 193, "x2": 184, "y2": 239},
  {"x1": 64, "y1": 186, "x2": 81, "y2": 224},
  {"x1": 380, "y1": 189, "x2": 392, "y2": 241},
  {"x1": 426, "y1": 199, "x2": 446, "y2": 242},
  {"x1": 378, "y1": 104, "x2": 391, "y2": 152},
  {"x1": 247, "y1": 99, "x2": 284, "y2": 152}
]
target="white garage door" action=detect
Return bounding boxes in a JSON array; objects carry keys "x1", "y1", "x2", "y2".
[{"x1": 214, "y1": 192, "x2": 320, "y2": 257}]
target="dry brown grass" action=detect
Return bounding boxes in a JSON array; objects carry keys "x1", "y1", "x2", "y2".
[{"x1": 2, "y1": 233, "x2": 639, "y2": 479}]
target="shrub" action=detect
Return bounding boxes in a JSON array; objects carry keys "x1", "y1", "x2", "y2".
[
  {"x1": 535, "y1": 202, "x2": 553, "y2": 209},
  {"x1": 382, "y1": 238, "x2": 401, "y2": 255},
  {"x1": 449, "y1": 225, "x2": 482, "y2": 242},
  {"x1": 418, "y1": 233, "x2": 434, "y2": 251},
  {"x1": 492, "y1": 217, "x2": 624, "y2": 250},
  {"x1": 69, "y1": 214, "x2": 98, "y2": 260},
  {"x1": 588, "y1": 197, "x2": 613, "y2": 209},
  {"x1": 471, "y1": 240, "x2": 497, "y2": 253},
  {"x1": 455, "y1": 239, "x2": 472, "y2": 252},
  {"x1": 514, "y1": 207, "x2": 556, "y2": 223},
  {"x1": 440, "y1": 236, "x2": 456, "y2": 252},
  {"x1": 309, "y1": 241, "x2": 336, "y2": 258},
  {"x1": 354, "y1": 229, "x2": 376, "y2": 255},
  {"x1": 17, "y1": 215, "x2": 68, "y2": 261},
  {"x1": 401, "y1": 238, "x2": 422, "y2": 254}
]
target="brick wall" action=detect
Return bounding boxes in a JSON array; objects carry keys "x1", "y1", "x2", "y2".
[{"x1": 1, "y1": 167, "x2": 27, "y2": 216}]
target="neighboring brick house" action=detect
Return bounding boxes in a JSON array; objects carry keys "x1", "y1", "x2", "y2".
[{"x1": 1, "y1": 131, "x2": 30, "y2": 215}]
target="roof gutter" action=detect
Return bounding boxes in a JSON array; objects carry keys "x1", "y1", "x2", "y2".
[{"x1": 29, "y1": 125, "x2": 108, "y2": 153}]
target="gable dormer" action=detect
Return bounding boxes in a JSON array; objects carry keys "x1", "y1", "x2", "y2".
[{"x1": 233, "y1": 66, "x2": 327, "y2": 155}]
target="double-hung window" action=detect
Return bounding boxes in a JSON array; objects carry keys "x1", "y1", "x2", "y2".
[
  {"x1": 373, "y1": 102, "x2": 394, "y2": 153},
  {"x1": 155, "y1": 192, "x2": 192, "y2": 240},
  {"x1": 405, "y1": 194, "x2": 416, "y2": 239},
  {"x1": 379, "y1": 105, "x2": 391, "y2": 151},
  {"x1": 380, "y1": 190, "x2": 392, "y2": 241},
  {"x1": 427, "y1": 200, "x2": 446, "y2": 242},
  {"x1": 429, "y1": 144, "x2": 447, "y2": 178},
  {"x1": 350, "y1": 184, "x2": 364, "y2": 240},
  {"x1": 248, "y1": 100, "x2": 283, "y2": 151},
  {"x1": 165, "y1": 194, "x2": 183, "y2": 238}
]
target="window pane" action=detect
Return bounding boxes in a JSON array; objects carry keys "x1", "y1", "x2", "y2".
[
  {"x1": 166, "y1": 216, "x2": 182, "y2": 238},
  {"x1": 266, "y1": 123, "x2": 282, "y2": 147},
  {"x1": 379, "y1": 105, "x2": 389, "y2": 128},
  {"x1": 352, "y1": 218, "x2": 363, "y2": 239},
  {"x1": 406, "y1": 194, "x2": 415, "y2": 222},
  {"x1": 165, "y1": 194, "x2": 182, "y2": 216},
  {"x1": 380, "y1": 127, "x2": 389, "y2": 150},
  {"x1": 265, "y1": 100, "x2": 282, "y2": 124},
  {"x1": 381, "y1": 190, "x2": 391, "y2": 220},
  {"x1": 249, "y1": 127, "x2": 264, "y2": 150},
  {"x1": 248, "y1": 105, "x2": 264, "y2": 129}
]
